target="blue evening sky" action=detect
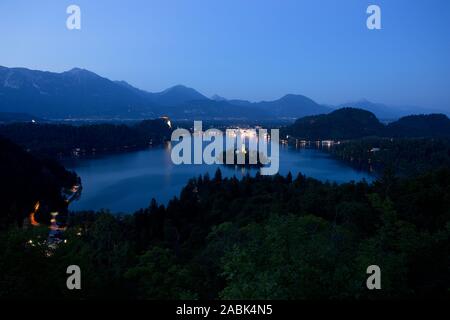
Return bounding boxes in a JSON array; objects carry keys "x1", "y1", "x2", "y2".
[{"x1": 0, "y1": 0, "x2": 449, "y2": 110}]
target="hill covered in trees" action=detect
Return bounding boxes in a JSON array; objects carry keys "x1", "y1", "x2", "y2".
[
  {"x1": 284, "y1": 108, "x2": 450, "y2": 140},
  {"x1": 1, "y1": 168, "x2": 449, "y2": 299},
  {"x1": 0, "y1": 137, "x2": 78, "y2": 229},
  {"x1": 330, "y1": 138, "x2": 450, "y2": 176},
  {"x1": 284, "y1": 108, "x2": 384, "y2": 140},
  {"x1": 386, "y1": 114, "x2": 450, "y2": 137},
  {"x1": 0, "y1": 118, "x2": 172, "y2": 157}
]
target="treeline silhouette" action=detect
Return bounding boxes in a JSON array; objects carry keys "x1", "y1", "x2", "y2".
[
  {"x1": 0, "y1": 119, "x2": 172, "y2": 157},
  {"x1": 331, "y1": 137, "x2": 450, "y2": 176},
  {"x1": 284, "y1": 108, "x2": 450, "y2": 140},
  {"x1": 1, "y1": 113, "x2": 449, "y2": 299},
  {"x1": 0, "y1": 137, "x2": 78, "y2": 229},
  {"x1": 1, "y1": 167, "x2": 449, "y2": 299}
]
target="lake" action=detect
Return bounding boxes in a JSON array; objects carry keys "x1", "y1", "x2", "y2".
[{"x1": 64, "y1": 143, "x2": 374, "y2": 213}]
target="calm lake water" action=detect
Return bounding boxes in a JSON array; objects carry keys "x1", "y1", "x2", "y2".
[{"x1": 64, "y1": 143, "x2": 374, "y2": 213}]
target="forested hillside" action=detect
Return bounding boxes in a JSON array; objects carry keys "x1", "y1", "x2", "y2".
[
  {"x1": 0, "y1": 137, "x2": 78, "y2": 229},
  {"x1": 284, "y1": 108, "x2": 450, "y2": 140},
  {"x1": 0, "y1": 119, "x2": 172, "y2": 157},
  {"x1": 1, "y1": 169, "x2": 449, "y2": 299},
  {"x1": 330, "y1": 138, "x2": 450, "y2": 176},
  {"x1": 386, "y1": 114, "x2": 450, "y2": 137}
]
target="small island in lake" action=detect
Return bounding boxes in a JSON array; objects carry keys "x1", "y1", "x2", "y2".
[{"x1": 220, "y1": 145, "x2": 268, "y2": 168}]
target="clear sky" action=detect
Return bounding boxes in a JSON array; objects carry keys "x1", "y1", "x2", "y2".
[{"x1": 0, "y1": 0, "x2": 449, "y2": 110}]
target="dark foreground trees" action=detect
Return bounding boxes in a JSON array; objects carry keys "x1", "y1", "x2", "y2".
[
  {"x1": 0, "y1": 137, "x2": 78, "y2": 229},
  {"x1": 1, "y1": 168, "x2": 449, "y2": 299},
  {"x1": 330, "y1": 137, "x2": 450, "y2": 176},
  {"x1": 0, "y1": 118, "x2": 172, "y2": 158}
]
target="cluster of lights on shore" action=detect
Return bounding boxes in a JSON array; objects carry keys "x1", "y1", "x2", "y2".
[
  {"x1": 171, "y1": 121, "x2": 280, "y2": 175},
  {"x1": 26, "y1": 184, "x2": 82, "y2": 253}
]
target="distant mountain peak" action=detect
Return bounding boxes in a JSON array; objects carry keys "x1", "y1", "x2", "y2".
[
  {"x1": 64, "y1": 67, "x2": 93, "y2": 74},
  {"x1": 211, "y1": 94, "x2": 227, "y2": 101},
  {"x1": 330, "y1": 107, "x2": 378, "y2": 119},
  {"x1": 279, "y1": 94, "x2": 314, "y2": 102},
  {"x1": 161, "y1": 84, "x2": 188, "y2": 91},
  {"x1": 282, "y1": 93, "x2": 303, "y2": 98},
  {"x1": 337, "y1": 99, "x2": 433, "y2": 120},
  {"x1": 67, "y1": 67, "x2": 84, "y2": 72},
  {"x1": 61, "y1": 67, "x2": 106, "y2": 82},
  {"x1": 154, "y1": 84, "x2": 209, "y2": 106}
]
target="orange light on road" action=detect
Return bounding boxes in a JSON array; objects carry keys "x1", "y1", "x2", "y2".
[{"x1": 29, "y1": 201, "x2": 40, "y2": 226}]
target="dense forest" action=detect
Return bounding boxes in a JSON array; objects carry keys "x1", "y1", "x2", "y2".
[
  {"x1": 0, "y1": 118, "x2": 172, "y2": 157},
  {"x1": 284, "y1": 108, "x2": 384, "y2": 140},
  {"x1": 1, "y1": 112, "x2": 449, "y2": 300},
  {"x1": 330, "y1": 138, "x2": 450, "y2": 176},
  {"x1": 0, "y1": 117, "x2": 171, "y2": 229},
  {"x1": 1, "y1": 167, "x2": 449, "y2": 299},
  {"x1": 283, "y1": 108, "x2": 450, "y2": 140},
  {"x1": 386, "y1": 114, "x2": 450, "y2": 137},
  {"x1": 0, "y1": 137, "x2": 78, "y2": 229}
]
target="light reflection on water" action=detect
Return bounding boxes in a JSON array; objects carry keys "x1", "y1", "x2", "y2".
[{"x1": 64, "y1": 141, "x2": 374, "y2": 213}]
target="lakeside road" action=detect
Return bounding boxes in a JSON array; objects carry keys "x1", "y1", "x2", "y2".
[{"x1": 27, "y1": 184, "x2": 82, "y2": 249}]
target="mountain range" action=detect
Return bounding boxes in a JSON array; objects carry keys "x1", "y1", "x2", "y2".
[
  {"x1": 336, "y1": 99, "x2": 447, "y2": 120},
  {"x1": 0, "y1": 66, "x2": 328, "y2": 120},
  {"x1": 0, "y1": 66, "x2": 446, "y2": 120}
]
